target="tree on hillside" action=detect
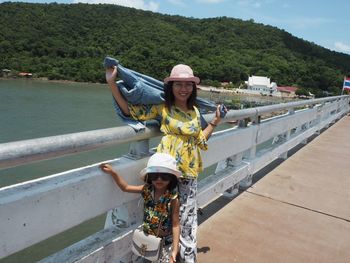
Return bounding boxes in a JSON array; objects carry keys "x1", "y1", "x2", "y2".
[{"x1": 0, "y1": 2, "x2": 349, "y2": 96}]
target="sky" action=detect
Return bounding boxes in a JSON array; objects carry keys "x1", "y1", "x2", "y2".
[{"x1": 2, "y1": 0, "x2": 350, "y2": 55}]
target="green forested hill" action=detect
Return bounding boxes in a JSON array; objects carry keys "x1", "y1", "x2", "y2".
[{"x1": 1, "y1": 2, "x2": 350, "y2": 96}]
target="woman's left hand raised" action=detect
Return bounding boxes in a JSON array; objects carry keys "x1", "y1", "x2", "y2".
[
  {"x1": 212, "y1": 104, "x2": 227, "y2": 125},
  {"x1": 218, "y1": 104, "x2": 228, "y2": 118}
]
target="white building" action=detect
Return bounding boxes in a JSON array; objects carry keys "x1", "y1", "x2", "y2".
[{"x1": 245, "y1": 76, "x2": 277, "y2": 95}]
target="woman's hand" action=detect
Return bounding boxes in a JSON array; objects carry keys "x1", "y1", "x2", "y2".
[
  {"x1": 105, "y1": 65, "x2": 130, "y2": 115},
  {"x1": 105, "y1": 66, "x2": 117, "y2": 84},
  {"x1": 211, "y1": 105, "x2": 222, "y2": 125},
  {"x1": 219, "y1": 104, "x2": 228, "y2": 118},
  {"x1": 100, "y1": 163, "x2": 114, "y2": 174},
  {"x1": 214, "y1": 105, "x2": 221, "y2": 123}
]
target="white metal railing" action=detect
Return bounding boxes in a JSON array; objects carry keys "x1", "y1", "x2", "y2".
[{"x1": 0, "y1": 95, "x2": 349, "y2": 262}]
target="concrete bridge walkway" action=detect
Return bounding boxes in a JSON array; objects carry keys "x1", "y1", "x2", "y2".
[{"x1": 197, "y1": 114, "x2": 350, "y2": 263}]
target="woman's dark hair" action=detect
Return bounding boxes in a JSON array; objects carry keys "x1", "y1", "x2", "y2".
[
  {"x1": 164, "y1": 81, "x2": 197, "y2": 111},
  {"x1": 145, "y1": 173, "x2": 178, "y2": 191}
]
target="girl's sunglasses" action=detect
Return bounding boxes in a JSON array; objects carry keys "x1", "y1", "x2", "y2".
[{"x1": 148, "y1": 173, "x2": 173, "y2": 181}]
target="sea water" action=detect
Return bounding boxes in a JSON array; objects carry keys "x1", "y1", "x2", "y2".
[{"x1": 0, "y1": 79, "x2": 131, "y2": 262}]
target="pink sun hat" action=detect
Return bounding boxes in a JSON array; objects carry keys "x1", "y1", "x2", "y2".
[{"x1": 164, "y1": 64, "x2": 200, "y2": 84}]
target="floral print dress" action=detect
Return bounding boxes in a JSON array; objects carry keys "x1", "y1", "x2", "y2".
[
  {"x1": 132, "y1": 185, "x2": 177, "y2": 263},
  {"x1": 129, "y1": 104, "x2": 208, "y2": 179},
  {"x1": 142, "y1": 184, "x2": 178, "y2": 236}
]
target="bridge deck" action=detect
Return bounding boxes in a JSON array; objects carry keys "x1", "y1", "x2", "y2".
[{"x1": 197, "y1": 114, "x2": 350, "y2": 263}]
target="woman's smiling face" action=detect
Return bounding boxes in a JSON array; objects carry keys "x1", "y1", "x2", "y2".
[{"x1": 172, "y1": 81, "x2": 194, "y2": 104}]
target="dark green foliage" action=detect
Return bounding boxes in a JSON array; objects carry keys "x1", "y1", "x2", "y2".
[{"x1": 1, "y1": 2, "x2": 350, "y2": 96}]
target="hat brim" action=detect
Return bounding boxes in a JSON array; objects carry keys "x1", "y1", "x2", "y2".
[
  {"x1": 164, "y1": 76, "x2": 200, "y2": 85},
  {"x1": 140, "y1": 166, "x2": 181, "y2": 182}
]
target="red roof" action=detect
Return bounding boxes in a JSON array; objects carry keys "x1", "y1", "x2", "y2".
[{"x1": 277, "y1": 86, "x2": 298, "y2": 93}]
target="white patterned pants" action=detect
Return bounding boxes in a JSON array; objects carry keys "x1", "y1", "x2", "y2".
[{"x1": 178, "y1": 178, "x2": 197, "y2": 263}]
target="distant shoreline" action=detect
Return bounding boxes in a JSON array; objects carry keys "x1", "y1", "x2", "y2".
[
  {"x1": 1, "y1": 77, "x2": 297, "y2": 104},
  {"x1": 0, "y1": 76, "x2": 104, "y2": 86}
]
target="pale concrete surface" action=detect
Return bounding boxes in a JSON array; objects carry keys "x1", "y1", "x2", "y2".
[
  {"x1": 249, "y1": 114, "x2": 350, "y2": 220},
  {"x1": 197, "y1": 115, "x2": 350, "y2": 263}
]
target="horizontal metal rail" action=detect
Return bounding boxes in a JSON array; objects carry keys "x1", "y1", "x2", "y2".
[{"x1": 0, "y1": 123, "x2": 160, "y2": 169}]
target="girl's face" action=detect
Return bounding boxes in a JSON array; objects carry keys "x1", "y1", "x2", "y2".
[
  {"x1": 149, "y1": 173, "x2": 171, "y2": 191},
  {"x1": 172, "y1": 81, "x2": 194, "y2": 104}
]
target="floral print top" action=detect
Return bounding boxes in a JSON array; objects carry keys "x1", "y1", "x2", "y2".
[
  {"x1": 142, "y1": 184, "x2": 178, "y2": 236},
  {"x1": 129, "y1": 104, "x2": 208, "y2": 178}
]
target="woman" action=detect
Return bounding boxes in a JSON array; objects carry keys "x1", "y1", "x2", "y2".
[{"x1": 106, "y1": 64, "x2": 224, "y2": 263}]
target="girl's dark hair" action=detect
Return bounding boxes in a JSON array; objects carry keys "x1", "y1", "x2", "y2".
[
  {"x1": 145, "y1": 173, "x2": 178, "y2": 191},
  {"x1": 164, "y1": 81, "x2": 197, "y2": 111}
]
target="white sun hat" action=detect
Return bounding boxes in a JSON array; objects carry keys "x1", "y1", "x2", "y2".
[{"x1": 140, "y1": 153, "x2": 181, "y2": 181}]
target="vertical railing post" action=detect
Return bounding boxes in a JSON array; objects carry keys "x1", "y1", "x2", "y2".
[
  {"x1": 215, "y1": 153, "x2": 243, "y2": 197},
  {"x1": 239, "y1": 115, "x2": 258, "y2": 190},
  {"x1": 279, "y1": 108, "x2": 294, "y2": 159},
  {"x1": 314, "y1": 103, "x2": 321, "y2": 132},
  {"x1": 248, "y1": 115, "x2": 259, "y2": 160},
  {"x1": 322, "y1": 102, "x2": 330, "y2": 129},
  {"x1": 215, "y1": 117, "x2": 252, "y2": 197}
]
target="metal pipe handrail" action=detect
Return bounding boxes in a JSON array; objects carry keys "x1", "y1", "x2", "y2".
[
  {"x1": 0, "y1": 124, "x2": 161, "y2": 169},
  {"x1": 212, "y1": 95, "x2": 348, "y2": 123},
  {"x1": 1, "y1": 96, "x2": 348, "y2": 169}
]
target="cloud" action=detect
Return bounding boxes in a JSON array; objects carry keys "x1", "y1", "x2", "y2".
[
  {"x1": 196, "y1": 0, "x2": 225, "y2": 3},
  {"x1": 237, "y1": 0, "x2": 280, "y2": 8},
  {"x1": 334, "y1": 42, "x2": 350, "y2": 54},
  {"x1": 168, "y1": 0, "x2": 186, "y2": 6},
  {"x1": 237, "y1": 0, "x2": 262, "y2": 8},
  {"x1": 72, "y1": 0, "x2": 159, "y2": 12}
]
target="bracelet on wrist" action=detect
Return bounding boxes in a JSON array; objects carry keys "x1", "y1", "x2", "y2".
[{"x1": 209, "y1": 122, "x2": 217, "y2": 127}]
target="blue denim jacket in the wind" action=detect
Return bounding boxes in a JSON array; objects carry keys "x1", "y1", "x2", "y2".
[{"x1": 103, "y1": 57, "x2": 220, "y2": 130}]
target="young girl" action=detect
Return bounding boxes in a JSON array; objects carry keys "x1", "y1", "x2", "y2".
[{"x1": 100, "y1": 152, "x2": 180, "y2": 263}]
